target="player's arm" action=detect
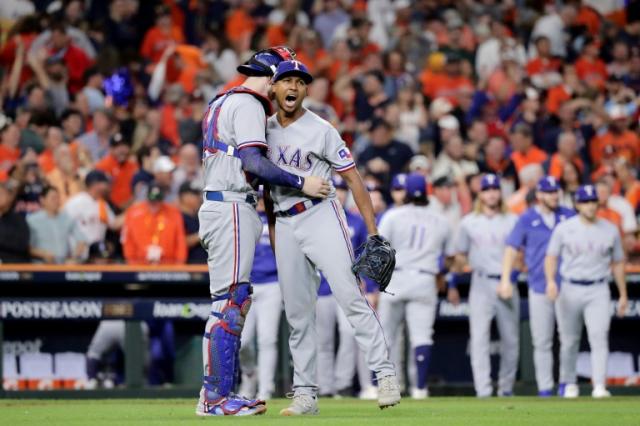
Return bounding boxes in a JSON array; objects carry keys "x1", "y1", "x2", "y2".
[
  {"x1": 340, "y1": 167, "x2": 377, "y2": 235},
  {"x1": 498, "y1": 246, "x2": 518, "y2": 299},
  {"x1": 543, "y1": 254, "x2": 559, "y2": 301},
  {"x1": 263, "y1": 184, "x2": 277, "y2": 252},
  {"x1": 611, "y1": 230, "x2": 628, "y2": 317},
  {"x1": 446, "y1": 253, "x2": 467, "y2": 306}
]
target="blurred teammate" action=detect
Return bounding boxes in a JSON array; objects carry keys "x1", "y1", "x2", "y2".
[
  {"x1": 239, "y1": 192, "x2": 282, "y2": 401},
  {"x1": 378, "y1": 174, "x2": 455, "y2": 399},
  {"x1": 196, "y1": 47, "x2": 329, "y2": 417},
  {"x1": 450, "y1": 174, "x2": 518, "y2": 397},
  {"x1": 265, "y1": 60, "x2": 399, "y2": 415},
  {"x1": 545, "y1": 184, "x2": 628, "y2": 398},
  {"x1": 498, "y1": 176, "x2": 574, "y2": 396}
]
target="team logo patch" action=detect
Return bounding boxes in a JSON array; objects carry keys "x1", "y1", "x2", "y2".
[{"x1": 338, "y1": 148, "x2": 352, "y2": 160}]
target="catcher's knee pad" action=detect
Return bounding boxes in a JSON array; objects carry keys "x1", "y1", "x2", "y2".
[{"x1": 203, "y1": 283, "x2": 253, "y2": 398}]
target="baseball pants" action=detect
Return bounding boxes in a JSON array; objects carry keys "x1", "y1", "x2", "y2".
[
  {"x1": 556, "y1": 282, "x2": 611, "y2": 387},
  {"x1": 469, "y1": 274, "x2": 520, "y2": 397},
  {"x1": 528, "y1": 289, "x2": 556, "y2": 392},
  {"x1": 276, "y1": 200, "x2": 394, "y2": 396}
]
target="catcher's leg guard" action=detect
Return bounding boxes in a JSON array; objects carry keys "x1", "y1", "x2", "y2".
[{"x1": 200, "y1": 283, "x2": 264, "y2": 415}]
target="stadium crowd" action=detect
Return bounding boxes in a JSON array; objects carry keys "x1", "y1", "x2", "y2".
[{"x1": 0, "y1": 0, "x2": 639, "y2": 266}]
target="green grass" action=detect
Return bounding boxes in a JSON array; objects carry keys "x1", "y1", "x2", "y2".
[{"x1": 2, "y1": 397, "x2": 640, "y2": 425}]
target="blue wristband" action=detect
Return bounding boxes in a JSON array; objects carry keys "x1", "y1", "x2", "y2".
[{"x1": 510, "y1": 270, "x2": 520, "y2": 284}]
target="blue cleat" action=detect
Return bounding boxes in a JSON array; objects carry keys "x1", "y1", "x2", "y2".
[
  {"x1": 196, "y1": 389, "x2": 266, "y2": 416},
  {"x1": 557, "y1": 383, "x2": 566, "y2": 397},
  {"x1": 538, "y1": 390, "x2": 553, "y2": 397}
]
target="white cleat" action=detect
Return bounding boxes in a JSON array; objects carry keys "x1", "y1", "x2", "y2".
[
  {"x1": 377, "y1": 375, "x2": 401, "y2": 409},
  {"x1": 411, "y1": 387, "x2": 429, "y2": 399},
  {"x1": 359, "y1": 385, "x2": 379, "y2": 400},
  {"x1": 564, "y1": 384, "x2": 579, "y2": 399},
  {"x1": 592, "y1": 385, "x2": 612, "y2": 399},
  {"x1": 280, "y1": 394, "x2": 319, "y2": 416}
]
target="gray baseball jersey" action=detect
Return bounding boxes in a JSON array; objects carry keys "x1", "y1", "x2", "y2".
[
  {"x1": 456, "y1": 212, "x2": 518, "y2": 274},
  {"x1": 202, "y1": 93, "x2": 268, "y2": 193},
  {"x1": 546, "y1": 216, "x2": 624, "y2": 280},
  {"x1": 456, "y1": 211, "x2": 519, "y2": 397},
  {"x1": 547, "y1": 216, "x2": 623, "y2": 388},
  {"x1": 266, "y1": 109, "x2": 355, "y2": 212},
  {"x1": 266, "y1": 109, "x2": 395, "y2": 397}
]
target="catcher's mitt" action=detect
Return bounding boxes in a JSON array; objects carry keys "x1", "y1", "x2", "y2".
[{"x1": 352, "y1": 235, "x2": 396, "y2": 292}]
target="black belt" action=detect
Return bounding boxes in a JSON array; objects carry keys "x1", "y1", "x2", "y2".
[
  {"x1": 568, "y1": 277, "x2": 608, "y2": 286},
  {"x1": 275, "y1": 199, "x2": 322, "y2": 217},
  {"x1": 394, "y1": 267, "x2": 436, "y2": 275},
  {"x1": 476, "y1": 271, "x2": 501, "y2": 280},
  {"x1": 205, "y1": 191, "x2": 257, "y2": 205}
]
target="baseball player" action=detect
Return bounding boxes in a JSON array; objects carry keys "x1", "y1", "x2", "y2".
[
  {"x1": 196, "y1": 47, "x2": 330, "y2": 417},
  {"x1": 498, "y1": 176, "x2": 574, "y2": 397},
  {"x1": 238, "y1": 193, "x2": 282, "y2": 401},
  {"x1": 378, "y1": 173, "x2": 455, "y2": 399},
  {"x1": 265, "y1": 60, "x2": 400, "y2": 415},
  {"x1": 545, "y1": 184, "x2": 628, "y2": 398},
  {"x1": 449, "y1": 174, "x2": 519, "y2": 398},
  {"x1": 316, "y1": 175, "x2": 375, "y2": 398}
]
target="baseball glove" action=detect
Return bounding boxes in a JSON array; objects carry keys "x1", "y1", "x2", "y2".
[{"x1": 352, "y1": 235, "x2": 396, "y2": 292}]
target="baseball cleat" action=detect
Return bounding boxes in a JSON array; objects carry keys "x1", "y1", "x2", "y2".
[
  {"x1": 563, "y1": 384, "x2": 579, "y2": 399},
  {"x1": 592, "y1": 385, "x2": 611, "y2": 399},
  {"x1": 498, "y1": 391, "x2": 514, "y2": 397},
  {"x1": 195, "y1": 389, "x2": 266, "y2": 416},
  {"x1": 359, "y1": 385, "x2": 378, "y2": 400},
  {"x1": 538, "y1": 390, "x2": 553, "y2": 397},
  {"x1": 280, "y1": 393, "x2": 319, "y2": 416},
  {"x1": 411, "y1": 387, "x2": 429, "y2": 399},
  {"x1": 377, "y1": 375, "x2": 401, "y2": 409}
]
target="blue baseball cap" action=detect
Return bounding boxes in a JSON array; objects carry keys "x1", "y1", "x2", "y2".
[
  {"x1": 480, "y1": 174, "x2": 501, "y2": 191},
  {"x1": 537, "y1": 176, "x2": 560, "y2": 192},
  {"x1": 391, "y1": 173, "x2": 407, "y2": 190},
  {"x1": 405, "y1": 173, "x2": 427, "y2": 198},
  {"x1": 272, "y1": 60, "x2": 313, "y2": 84},
  {"x1": 332, "y1": 175, "x2": 348, "y2": 190},
  {"x1": 575, "y1": 184, "x2": 598, "y2": 203}
]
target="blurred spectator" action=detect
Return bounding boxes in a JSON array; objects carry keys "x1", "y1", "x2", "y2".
[
  {"x1": 95, "y1": 132, "x2": 138, "y2": 210},
  {"x1": 509, "y1": 123, "x2": 547, "y2": 174},
  {"x1": 303, "y1": 77, "x2": 339, "y2": 127},
  {"x1": 178, "y1": 182, "x2": 206, "y2": 264},
  {"x1": 607, "y1": 40, "x2": 631, "y2": 79},
  {"x1": 614, "y1": 158, "x2": 640, "y2": 214},
  {"x1": 172, "y1": 144, "x2": 202, "y2": 197},
  {"x1": 590, "y1": 105, "x2": 639, "y2": 170},
  {"x1": 0, "y1": 182, "x2": 30, "y2": 263},
  {"x1": 63, "y1": 170, "x2": 117, "y2": 246},
  {"x1": 201, "y1": 31, "x2": 238, "y2": 84},
  {"x1": 596, "y1": 179, "x2": 625, "y2": 236},
  {"x1": 46, "y1": 144, "x2": 82, "y2": 206},
  {"x1": 313, "y1": 0, "x2": 350, "y2": 49},
  {"x1": 76, "y1": 109, "x2": 116, "y2": 163},
  {"x1": 387, "y1": 85, "x2": 427, "y2": 154},
  {"x1": 597, "y1": 175, "x2": 638, "y2": 252},
  {"x1": 478, "y1": 136, "x2": 517, "y2": 187},
  {"x1": 529, "y1": 5, "x2": 576, "y2": 58},
  {"x1": 77, "y1": 67, "x2": 105, "y2": 116},
  {"x1": 60, "y1": 108, "x2": 84, "y2": 142},
  {"x1": 526, "y1": 36, "x2": 562, "y2": 90},
  {"x1": 358, "y1": 119, "x2": 413, "y2": 180},
  {"x1": 575, "y1": 36, "x2": 608, "y2": 92},
  {"x1": 13, "y1": 156, "x2": 46, "y2": 215},
  {"x1": 140, "y1": 5, "x2": 185, "y2": 64},
  {"x1": 131, "y1": 146, "x2": 158, "y2": 202},
  {"x1": 0, "y1": 118, "x2": 21, "y2": 181},
  {"x1": 355, "y1": 70, "x2": 390, "y2": 125},
  {"x1": 559, "y1": 160, "x2": 583, "y2": 209},
  {"x1": 547, "y1": 132, "x2": 585, "y2": 180},
  {"x1": 121, "y1": 183, "x2": 187, "y2": 264},
  {"x1": 27, "y1": 186, "x2": 87, "y2": 263},
  {"x1": 432, "y1": 135, "x2": 479, "y2": 182},
  {"x1": 38, "y1": 126, "x2": 64, "y2": 174},
  {"x1": 507, "y1": 163, "x2": 544, "y2": 215},
  {"x1": 152, "y1": 155, "x2": 176, "y2": 202}
]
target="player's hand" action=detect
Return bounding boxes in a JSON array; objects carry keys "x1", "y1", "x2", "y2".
[
  {"x1": 447, "y1": 287, "x2": 460, "y2": 306},
  {"x1": 617, "y1": 296, "x2": 628, "y2": 318},
  {"x1": 302, "y1": 176, "x2": 330, "y2": 198},
  {"x1": 546, "y1": 280, "x2": 558, "y2": 302},
  {"x1": 497, "y1": 280, "x2": 513, "y2": 300}
]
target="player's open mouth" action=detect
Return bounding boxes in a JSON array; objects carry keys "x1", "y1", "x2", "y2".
[{"x1": 284, "y1": 93, "x2": 297, "y2": 108}]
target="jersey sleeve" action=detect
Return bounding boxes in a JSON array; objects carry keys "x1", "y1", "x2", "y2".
[
  {"x1": 323, "y1": 127, "x2": 355, "y2": 172},
  {"x1": 232, "y1": 97, "x2": 268, "y2": 150},
  {"x1": 546, "y1": 225, "x2": 563, "y2": 257},
  {"x1": 454, "y1": 219, "x2": 471, "y2": 254},
  {"x1": 612, "y1": 229, "x2": 625, "y2": 262},
  {"x1": 506, "y1": 215, "x2": 527, "y2": 249}
]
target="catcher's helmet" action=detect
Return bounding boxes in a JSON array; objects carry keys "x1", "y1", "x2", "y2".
[{"x1": 237, "y1": 46, "x2": 296, "y2": 77}]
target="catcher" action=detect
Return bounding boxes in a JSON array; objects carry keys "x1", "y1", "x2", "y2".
[{"x1": 264, "y1": 59, "x2": 400, "y2": 415}]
